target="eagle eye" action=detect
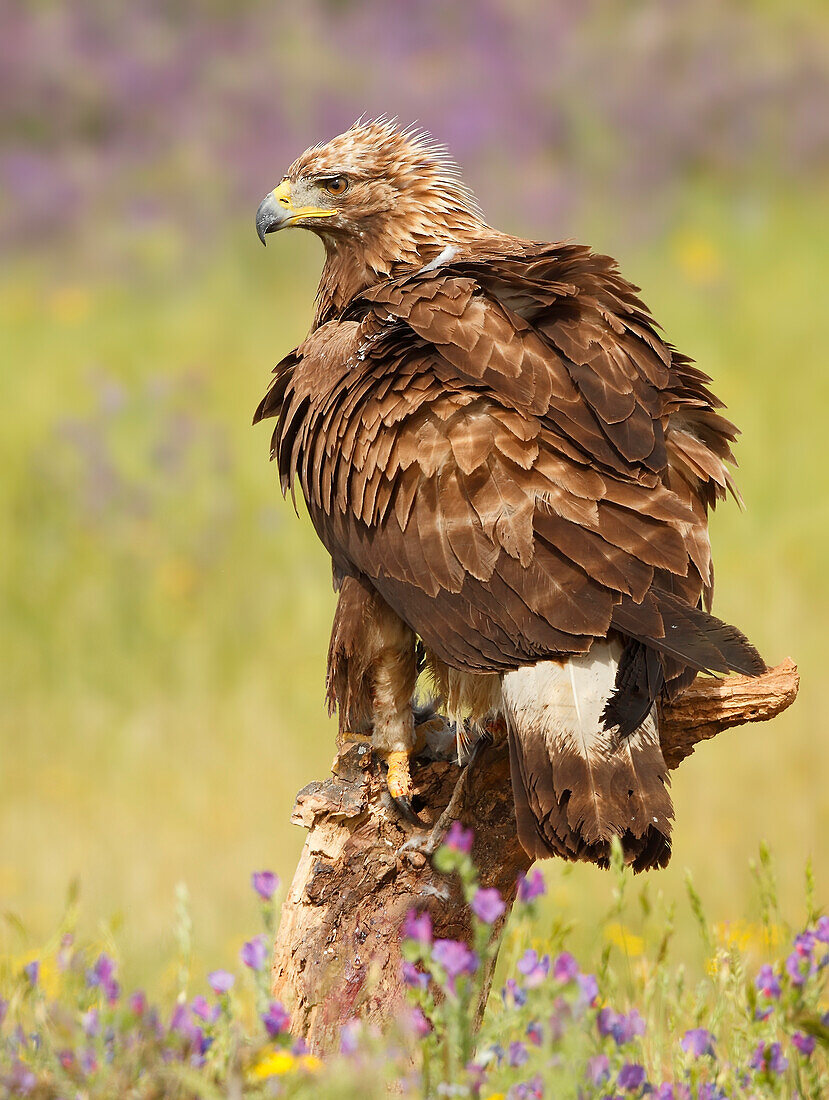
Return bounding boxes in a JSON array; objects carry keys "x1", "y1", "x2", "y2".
[{"x1": 321, "y1": 176, "x2": 348, "y2": 196}]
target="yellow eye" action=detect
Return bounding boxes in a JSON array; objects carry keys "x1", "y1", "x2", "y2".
[{"x1": 323, "y1": 176, "x2": 348, "y2": 196}]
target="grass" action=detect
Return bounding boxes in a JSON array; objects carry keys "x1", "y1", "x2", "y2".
[{"x1": 0, "y1": 183, "x2": 826, "y2": 1003}]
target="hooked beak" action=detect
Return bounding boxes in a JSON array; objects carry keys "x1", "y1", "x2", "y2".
[{"x1": 255, "y1": 180, "x2": 337, "y2": 245}]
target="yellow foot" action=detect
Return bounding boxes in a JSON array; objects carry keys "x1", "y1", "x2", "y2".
[{"x1": 381, "y1": 749, "x2": 425, "y2": 827}]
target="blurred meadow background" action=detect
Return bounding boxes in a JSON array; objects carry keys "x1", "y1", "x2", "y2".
[{"x1": 1, "y1": 0, "x2": 827, "y2": 1000}]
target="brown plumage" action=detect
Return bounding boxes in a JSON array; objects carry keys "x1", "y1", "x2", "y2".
[{"x1": 254, "y1": 119, "x2": 765, "y2": 869}]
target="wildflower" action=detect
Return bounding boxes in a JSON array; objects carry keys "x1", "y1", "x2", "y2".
[
  {"x1": 402, "y1": 908, "x2": 432, "y2": 945},
  {"x1": 240, "y1": 935, "x2": 268, "y2": 971},
  {"x1": 251, "y1": 870, "x2": 279, "y2": 900},
  {"x1": 502, "y1": 978, "x2": 527, "y2": 1007},
  {"x1": 517, "y1": 869, "x2": 546, "y2": 903},
  {"x1": 401, "y1": 961, "x2": 429, "y2": 989},
  {"x1": 207, "y1": 969, "x2": 235, "y2": 995},
  {"x1": 444, "y1": 820, "x2": 474, "y2": 853},
  {"x1": 409, "y1": 1006, "x2": 432, "y2": 1038},
  {"x1": 586, "y1": 1053, "x2": 610, "y2": 1085},
  {"x1": 598, "y1": 1007, "x2": 645, "y2": 1046},
  {"x1": 517, "y1": 949, "x2": 550, "y2": 987},
  {"x1": 472, "y1": 887, "x2": 506, "y2": 924},
  {"x1": 508, "y1": 1040, "x2": 529, "y2": 1067},
  {"x1": 86, "y1": 954, "x2": 119, "y2": 1002},
  {"x1": 791, "y1": 1031, "x2": 816, "y2": 1057},
  {"x1": 815, "y1": 915, "x2": 829, "y2": 943},
  {"x1": 81, "y1": 1008, "x2": 100, "y2": 1037},
  {"x1": 432, "y1": 939, "x2": 478, "y2": 981},
  {"x1": 128, "y1": 990, "x2": 147, "y2": 1016},
  {"x1": 80, "y1": 1048, "x2": 98, "y2": 1075},
  {"x1": 576, "y1": 972, "x2": 599, "y2": 1007},
  {"x1": 680, "y1": 1027, "x2": 715, "y2": 1058},
  {"x1": 249, "y1": 1049, "x2": 295, "y2": 1079},
  {"x1": 785, "y1": 949, "x2": 817, "y2": 986},
  {"x1": 340, "y1": 1019, "x2": 360, "y2": 1055},
  {"x1": 793, "y1": 930, "x2": 816, "y2": 956},
  {"x1": 262, "y1": 1000, "x2": 290, "y2": 1037},
  {"x1": 750, "y1": 1041, "x2": 788, "y2": 1075},
  {"x1": 23, "y1": 961, "x2": 39, "y2": 987},
  {"x1": 552, "y1": 951, "x2": 578, "y2": 983},
  {"x1": 526, "y1": 1021, "x2": 543, "y2": 1046},
  {"x1": 697, "y1": 1086, "x2": 726, "y2": 1100},
  {"x1": 618, "y1": 1063, "x2": 647, "y2": 1091},
  {"x1": 755, "y1": 963, "x2": 781, "y2": 999},
  {"x1": 511, "y1": 1074, "x2": 544, "y2": 1099},
  {"x1": 191, "y1": 995, "x2": 220, "y2": 1025}
]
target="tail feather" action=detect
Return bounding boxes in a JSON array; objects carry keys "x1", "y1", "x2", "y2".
[
  {"x1": 612, "y1": 589, "x2": 766, "y2": 678},
  {"x1": 502, "y1": 639, "x2": 673, "y2": 870}
]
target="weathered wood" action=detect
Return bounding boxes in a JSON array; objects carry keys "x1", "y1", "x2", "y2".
[{"x1": 271, "y1": 661, "x2": 799, "y2": 1053}]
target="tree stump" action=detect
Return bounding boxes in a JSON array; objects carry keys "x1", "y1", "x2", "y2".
[{"x1": 271, "y1": 660, "x2": 799, "y2": 1053}]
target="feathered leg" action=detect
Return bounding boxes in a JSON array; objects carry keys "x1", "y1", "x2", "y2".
[{"x1": 327, "y1": 575, "x2": 421, "y2": 823}]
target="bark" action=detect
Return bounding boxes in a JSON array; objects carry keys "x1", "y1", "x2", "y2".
[{"x1": 271, "y1": 660, "x2": 799, "y2": 1053}]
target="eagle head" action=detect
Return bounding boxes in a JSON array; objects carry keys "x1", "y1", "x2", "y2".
[{"x1": 255, "y1": 119, "x2": 487, "y2": 281}]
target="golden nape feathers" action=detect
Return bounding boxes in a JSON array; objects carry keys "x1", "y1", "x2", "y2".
[{"x1": 254, "y1": 121, "x2": 765, "y2": 869}]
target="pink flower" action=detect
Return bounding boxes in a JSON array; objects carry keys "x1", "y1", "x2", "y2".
[
  {"x1": 240, "y1": 935, "x2": 268, "y2": 971},
  {"x1": 402, "y1": 909, "x2": 432, "y2": 944},
  {"x1": 262, "y1": 1000, "x2": 290, "y2": 1037}
]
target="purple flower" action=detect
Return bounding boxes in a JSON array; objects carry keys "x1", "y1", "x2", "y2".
[
  {"x1": 292, "y1": 1037, "x2": 309, "y2": 1055},
  {"x1": 340, "y1": 1019, "x2": 360, "y2": 1055},
  {"x1": 262, "y1": 1000, "x2": 290, "y2": 1037},
  {"x1": 81, "y1": 1008, "x2": 100, "y2": 1037},
  {"x1": 681, "y1": 1027, "x2": 715, "y2": 1058},
  {"x1": 598, "y1": 1007, "x2": 645, "y2": 1046},
  {"x1": 786, "y1": 950, "x2": 817, "y2": 986},
  {"x1": 755, "y1": 964, "x2": 781, "y2": 999},
  {"x1": 815, "y1": 915, "x2": 829, "y2": 943},
  {"x1": 577, "y1": 972, "x2": 599, "y2": 1007},
  {"x1": 207, "y1": 970, "x2": 235, "y2": 995},
  {"x1": 471, "y1": 887, "x2": 505, "y2": 924},
  {"x1": 23, "y1": 961, "x2": 39, "y2": 987},
  {"x1": 517, "y1": 868, "x2": 546, "y2": 902},
  {"x1": 526, "y1": 1020, "x2": 543, "y2": 1046},
  {"x1": 750, "y1": 1041, "x2": 788, "y2": 1075},
  {"x1": 502, "y1": 978, "x2": 527, "y2": 1007},
  {"x1": 792, "y1": 1031, "x2": 816, "y2": 1057},
  {"x1": 618, "y1": 1062, "x2": 647, "y2": 1091},
  {"x1": 408, "y1": 1006, "x2": 431, "y2": 1038},
  {"x1": 794, "y1": 930, "x2": 816, "y2": 956},
  {"x1": 128, "y1": 991, "x2": 147, "y2": 1016},
  {"x1": 251, "y1": 871, "x2": 279, "y2": 900},
  {"x1": 509, "y1": 1040, "x2": 529, "y2": 1067},
  {"x1": 512, "y1": 1074, "x2": 544, "y2": 1099},
  {"x1": 517, "y1": 949, "x2": 550, "y2": 987},
  {"x1": 240, "y1": 935, "x2": 268, "y2": 971},
  {"x1": 698, "y1": 1086, "x2": 726, "y2": 1100},
  {"x1": 401, "y1": 961, "x2": 429, "y2": 990},
  {"x1": 431, "y1": 939, "x2": 478, "y2": 978},
  {"x1": 191, "y1": 996, "x2": 220, "y2": 1025},
  {"x1": 586, "y1": 1053, "x2": 610, "y2": 1085},
  {"x1": 444, "y1": 820, "x2": 474, "y2": 854},
  {"x1": 402, "y1": 908, "x2": 432, "y2": 945},
  {"x1": 552, "y1": 951, "x2": 578, "y2": 983},
  {"x1": 86, "y1": 954, "x2": 119, "y2": 1003}
]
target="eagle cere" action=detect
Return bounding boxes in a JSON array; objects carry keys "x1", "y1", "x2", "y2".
[{"x1": 254, "y1": 119, "x2": 765, "y2": 871}]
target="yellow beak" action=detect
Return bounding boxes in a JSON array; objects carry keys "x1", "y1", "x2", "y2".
[{"x1": 255, "y1": 180, "x2": 337, "y2": 243}]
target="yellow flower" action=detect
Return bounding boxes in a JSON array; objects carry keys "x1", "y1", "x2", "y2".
[
  {"x1": 604, "y1": 922, "x2": 644, "y2": 957},
  {"x1": 484, "y1": 1094, "x2": 506, "y2": 1100},
  {"x1": 249, "y1": 1050, "x2": 295, "y2": 1079},
  {"x1": 248, "y1": 1049, "x2": 324, "y2": 1081},
  {"x1": 672, "y1": 230, "x2": 723, "y2": 285}
]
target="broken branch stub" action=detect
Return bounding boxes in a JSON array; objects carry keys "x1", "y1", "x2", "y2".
[{"x1": 270, "y1": 660, "x2": 799, "y2": 1053}]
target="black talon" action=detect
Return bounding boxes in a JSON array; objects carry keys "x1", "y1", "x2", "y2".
[{"x1": 391, "y1": 794, "x2": 427, "y2": 828}]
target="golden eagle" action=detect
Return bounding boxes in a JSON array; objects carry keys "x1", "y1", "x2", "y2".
[{"x1": 254, "y1": 119, "x2": 764, "y2": 870}]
